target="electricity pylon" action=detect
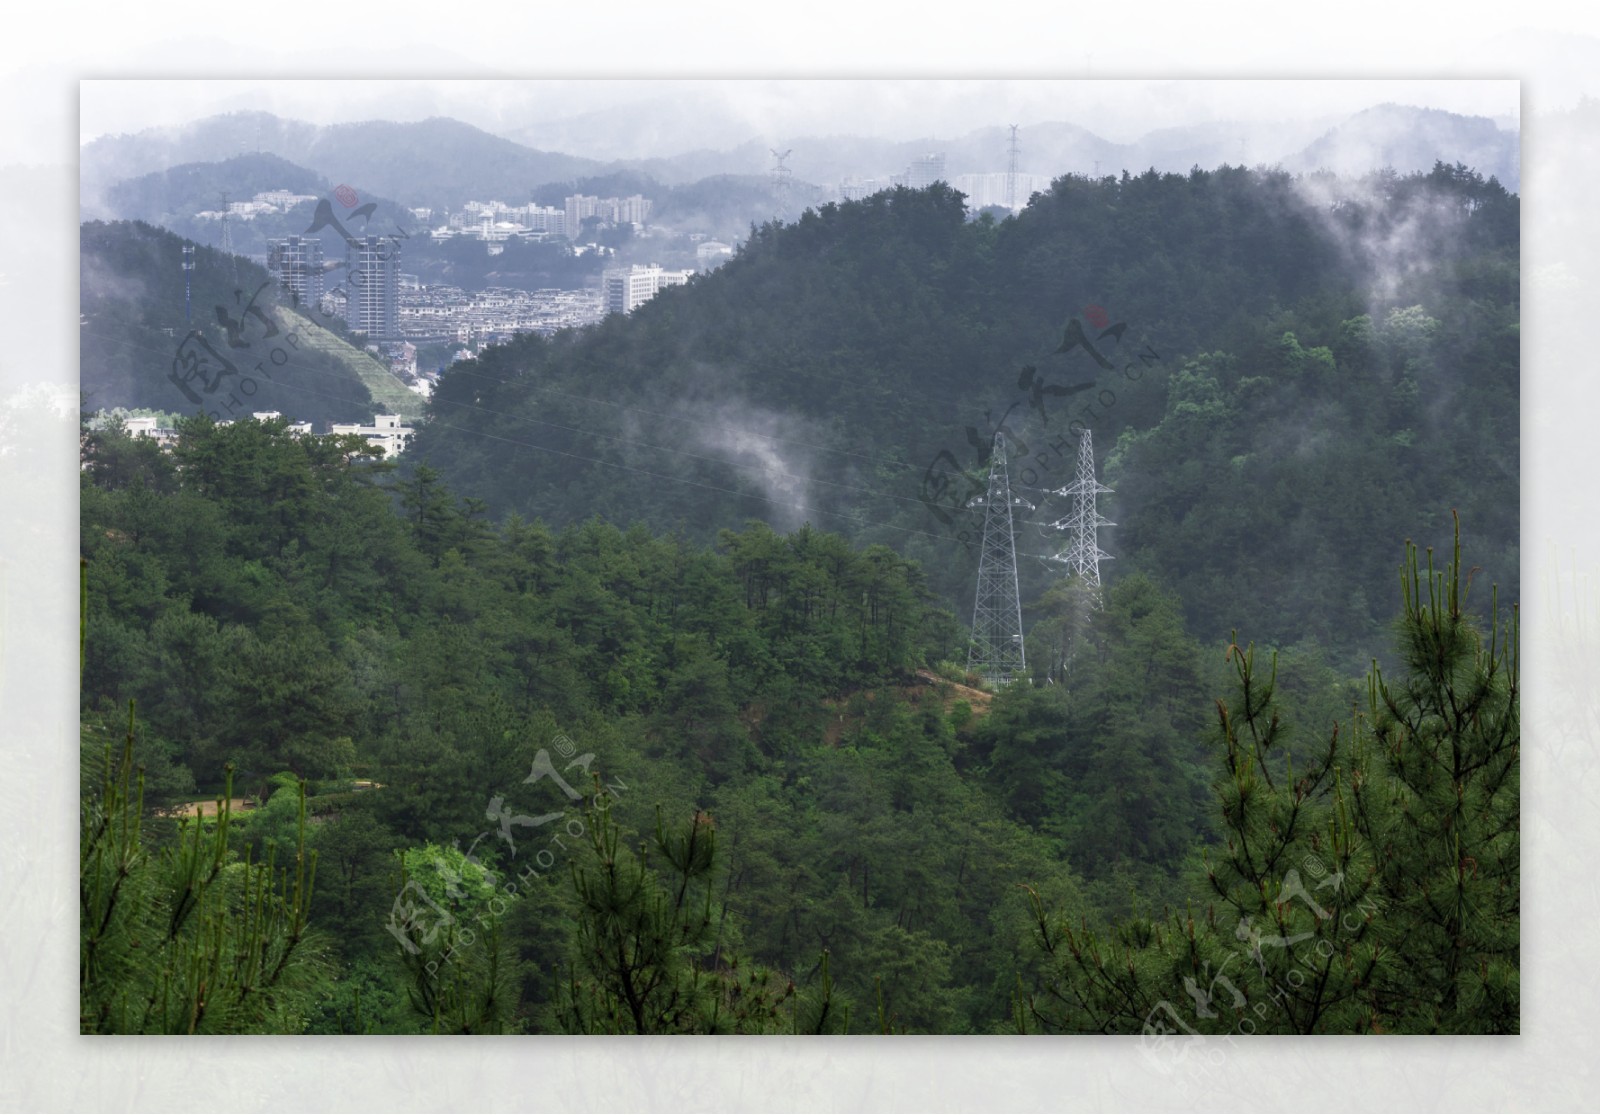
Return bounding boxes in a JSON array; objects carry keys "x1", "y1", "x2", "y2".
[
  {"x1": 968, "y1": 432, "x2": 1027, "y2": 687},
  {"x1": 770, "y1": 149, "x2": 793, "y2": 223},
  {"x1": 1043, "y1": 428, "x2": 1114, "y2": 602}
]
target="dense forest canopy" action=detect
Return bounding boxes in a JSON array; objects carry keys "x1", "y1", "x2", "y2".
[
  {"x1": 79, "y1": 160, "x2": 1518, "y2": 1034},
  {"x1": 410, "y1": 163, "x2": 1518, "y2": 668}
]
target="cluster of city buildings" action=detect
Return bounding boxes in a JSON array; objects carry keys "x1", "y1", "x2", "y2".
[
  {"x1": 270, "y1": 230, "x2": 704, "y2": 345},
  {"x1": 398, "y1": 283, "x2": 606, "y2": 344},
  {"x1": 196, "y1": 189, "x2": 321, "y2": 221},
  {"x1": 267, "y1": 193, "x2": 712, "y2": 343},
  {"x1": 429, "y1": 193, "x2": 654, "y2": 245},
  {"x1": 838, "y1": 152, "x2": 950, "y2": 201},
  {"x1": 116, "y1": 411, "x2": 414, "y2": 458},
  {"x1": 948, "y1": 172, "x2": 1056, "y2": 210}
]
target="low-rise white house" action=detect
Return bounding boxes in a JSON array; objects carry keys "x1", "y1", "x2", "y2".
[
  {"x1": 122, "y1": 415, "x2": 179, "y2": 448},
  {"x1": 328, "y1": 413, "x2": 414, "y2": 458}
]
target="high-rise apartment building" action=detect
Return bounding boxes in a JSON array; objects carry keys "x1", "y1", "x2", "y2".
[
  {"x1": 267, "y1": 235, "x2": 325, "y2": 309},
  {"x1": 565, "y1": 193, "x2": 653, "y2": 238},
  {"x1": 907, "y1": 153, "x2": 947, "y2": 189},
  {"x1": 346, "y1": 235, "x2": 400, "y2": 339},
  {"x1": 614, "y1": 194, "x2": 653, "y2": 224},
  {"x1": 566, "y1": 194, "x2": 601, "y2": 238}
]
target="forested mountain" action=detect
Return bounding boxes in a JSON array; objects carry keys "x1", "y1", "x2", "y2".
[
  {"x1": 77, "y1": 160, "x2": 1519, "y2": 1036},
  {"x1": 79, "y1": 417, "x2": 1080, "y2": 1032},
  {"x1": 412, "y1": 165, "x2": 1519, "y2": 668},
  {"x1": 1288, "y1": 103, "x2": 1518, "y2": 186},
  {"x1": 106, "y1": 152, "x2": 326, "y2": 227},
  {"x1": 80, "y1": 220, "x2": 415, "y2": 426},
  {"x1": 78, "y1": 415, "x2": 1517, "y2": 1034}
]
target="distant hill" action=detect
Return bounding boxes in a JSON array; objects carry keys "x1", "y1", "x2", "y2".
[
  {"x1": 105, "y1": 151, "x2": 327, "y2": 227},
  {"x1": 530, "y1": 107, "x2": 1513, "y2": 192},
  {"x1": 82, "y1": 105, "x2": 1520, "y2": 234},
  {"x1": 98, "y1": 152, "x2": 414, "y2": 263},
  {"x1": 82, "y1": 112, "x2": 608, "y2": 216},
  {"x1": 79, "y1": 220, "x2": 419, "y2": 426},
  {"x1": 1288, "y1": 103, "x2": 1519, "y2": 189},
  {"x1": 82, "y1": 113, "x2": 322, "y2": 219}
]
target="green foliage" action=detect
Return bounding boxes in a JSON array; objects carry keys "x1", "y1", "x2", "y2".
[
  {"x1": 555, "y1": 803, "x2": 813, "y2": 1034},
  {"x1": 386, "y1": 843, "x2": 523, "y2": 1034},
  {"x1": 1014, "y1": 520, "x2": 1518, "y2": 1034},
  {"x1": 79, "y1": 166, "x2": 1518, "y2": 1034},
  {"x1": 412, "y1": 167, "x2": 1517, "y2": 669},
  {"x1": 80, "y1": 705, "x2": 331, "y2": 1033}
]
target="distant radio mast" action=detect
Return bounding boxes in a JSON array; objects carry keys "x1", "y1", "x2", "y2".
[
  {"x1": 1006, "y1": 124, "x2": 1020, "y2": 210},
  {"x1": 219, "y1": 193, "x2": 237, "y2": 281},
  {"x1": 181, "y1": 245, "x2": 195, "y2": 324},
  {"x1": 770, "y1": 148, "x2": 793, "y2": 224},
  {"x1": 968, "y1": 433, "x2": 1028, "y2": 687}
]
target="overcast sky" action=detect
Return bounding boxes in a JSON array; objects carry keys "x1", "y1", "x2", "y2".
[{"x1": 80, "y1": 78, "x2": 1522, "y2": 155}]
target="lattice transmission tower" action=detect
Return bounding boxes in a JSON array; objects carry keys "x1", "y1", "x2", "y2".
[
  {"x1": 1043, "y1": 428, "x2": 1114, "y2": 602},
  {"x1": 968, "y1": 432, "x2": 1028, "y2": 687},
  {"x1": 770, "y1": 148, "x2": 793, "y2": 223}
]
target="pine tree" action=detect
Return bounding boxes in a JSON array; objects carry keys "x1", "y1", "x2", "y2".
[
  {"x1": 1014, "y1": 516, "x2": 1518, "y2": 1035},
  {"x1": 80, "y1": 703, "x2": 331, "y2": 1033},
  {"x1": 1352, "y1": 512, "x2": 1519, "y2": 1032},
  {"x1": 554, "y1": 800, "x2": 833, "y2": 1034}
]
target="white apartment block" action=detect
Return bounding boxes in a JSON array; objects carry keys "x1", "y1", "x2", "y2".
[
  {"x1": 328, "y1": 414, "x2": 414, "y2": 458},
  {"x1": 267, "y1": 235, "x2": 325, "y2": 308},
  {"x1": 603, "y1": 264, "x2": 694, "y2": 315},
  {"x1": 696, "y1": 241, "x2": 734, "y2": 270},
  {"x1": 951, "y1": 172, "x2": 1055, "y2": 211},
  {"x1": 566, "y1": 194, "x2": 654, "y2": 236}
]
